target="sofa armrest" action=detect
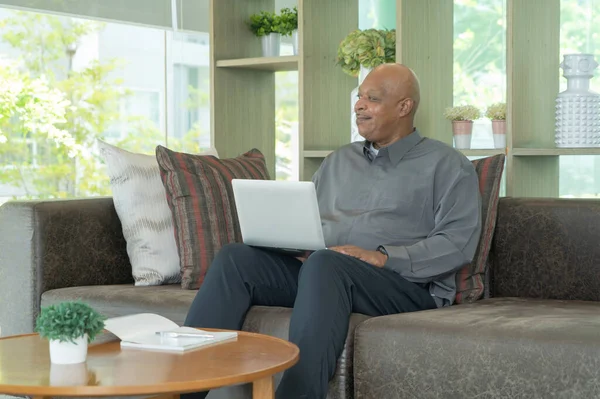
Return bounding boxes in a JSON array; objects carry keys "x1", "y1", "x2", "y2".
[{"x1": 0, "y1": 197, "x2": 133, "y2": 335}]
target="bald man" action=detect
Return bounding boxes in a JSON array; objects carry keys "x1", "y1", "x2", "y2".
[{"x1": 184, "y1": 63, "x2": 482, "y2": 399}]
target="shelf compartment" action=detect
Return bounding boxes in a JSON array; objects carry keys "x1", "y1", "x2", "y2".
[{"x1": 216, "y1": 56, "x2": 299, "y2": 72}]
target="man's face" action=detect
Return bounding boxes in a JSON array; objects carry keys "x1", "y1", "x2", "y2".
[{"x1": 354, "y1": 71, "x2": 410, "y2": 144}]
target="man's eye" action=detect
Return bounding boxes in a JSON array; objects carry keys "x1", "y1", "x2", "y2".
[{"x1": 369, "y1": 97, "x2": 378, "y2": 101}]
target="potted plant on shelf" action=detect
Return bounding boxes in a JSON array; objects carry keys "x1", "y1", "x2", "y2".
[
  {"x1": 35, "y1": 301, "x2": 106, "y2": 364},
  {"x1": 279, "y1": 7, "x2": 298, "y2": 55},
  {"x1": 336, "y1": 28, "x2": 396, "y2": 142},
  {"x1": 443, "y1": 105, "x2": 481, "y2": 149},
  {"x1": 248, "y1": 11, "x2": 283, "y2": 57},
  {"x1": 485, "y1": 102, "x2": 507, "y2": 149}
]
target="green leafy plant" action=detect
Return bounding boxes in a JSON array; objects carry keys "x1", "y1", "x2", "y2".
[
  {"x1": 248, "y1": 11, "x2": 282, "y2": 37},
  {"x1": 443, "y1": 105, "x2": 481, "y2": 121},
  {"x1": 485, "y1": 102, "x2": 506, "y2": 120},
  {"x1": 35, "y1": 301, "x2": 106, "y2": 343},
  {"x1": 278, "y1": 7, "x2": 298, "y2": 36},
  {"x1": 336, "y1": 29, "x2": 396, "y2": 77}
]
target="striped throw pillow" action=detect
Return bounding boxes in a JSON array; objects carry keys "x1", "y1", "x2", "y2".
[
  {"x1": 454, "y1": 154, "x2": 506, "y2": 303},
  {"x1": 98, "y1": 139, "x2": 219, "y2": 286},
  {"x1": 156, "y1": 145, "x2": 271, "y2": 290}
]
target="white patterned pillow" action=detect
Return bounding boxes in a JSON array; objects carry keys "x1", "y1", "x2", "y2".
[{"x1": 97, "y1": 139, "x2": 219, "y2": 286}]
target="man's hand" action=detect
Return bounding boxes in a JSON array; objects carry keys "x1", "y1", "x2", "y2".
[{"x1": 329, "y1": 245, "x2": 388, "y2": 268}]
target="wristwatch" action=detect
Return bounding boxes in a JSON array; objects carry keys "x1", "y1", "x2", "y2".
[{"x1": 376, "y1": 245, "x2": 389, "y2": 259}]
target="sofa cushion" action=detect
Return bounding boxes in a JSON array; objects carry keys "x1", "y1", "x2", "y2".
[
  {"x1": 156, "y1": 146, "x2": 270, "y2": 290},
  {"x1": 455, "y1": 154, "x2": 505, "y2": 303},
  {"x1": 354, "y1": 297, "x2": 600, "y2": 398},
  {"x1": 98, "y1": 139, "x2": 219, "y2": 286},
  {"x1": 41, "y1": 284, "x2": 195, "y2": 325},
  {"x1": 490, "y1": 198, "x2": 600, "y2": 301},
  {"x1": 41, "y1": 284, "x2": 370, "y2": 399}
]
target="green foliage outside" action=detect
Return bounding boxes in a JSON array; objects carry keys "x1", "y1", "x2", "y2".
[
  {"x1": 35, "y1": 301, "x2": 106, "y2": 343},
  {"x1": 0, "y1": 11, "x2": 207, "y2": 200}
]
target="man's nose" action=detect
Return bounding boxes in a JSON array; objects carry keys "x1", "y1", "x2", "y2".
[{"x1": 355, "y1": 97, "x2": 366, "y2": 112}]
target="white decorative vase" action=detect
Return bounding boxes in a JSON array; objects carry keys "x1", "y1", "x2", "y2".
[
  {"x1": 351, "y1": 66, "x2": 373, "y2": 142},
  {"x1": 555, "y1": 53, "x2": 600, "y2": 147},
  {"x1": 492, "y1": 120, "x2": 507, "y2": 149},
  {"x1": 261, "y1": 33, "x2": 281, "y2": 57},
  {"x1": 49, "y1": 334, "x2": 88, "y2": 364},
  {"x1": 452, "y1": 121, "x2": 473, "y2": 149},
  {"x1": 291, "y1": 29, "x2": 298, "y2": 55}
]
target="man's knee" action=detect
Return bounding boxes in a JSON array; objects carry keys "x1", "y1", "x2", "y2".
[
  {"x1": 300, "y1": 249, "x2": 347, "y2": 279},
  {"x1": 209, "y1": 242, "x2": 255, "y2": 275}
]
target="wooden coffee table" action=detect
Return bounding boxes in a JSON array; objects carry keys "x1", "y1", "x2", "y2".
[{"x1": 0, "y1": 329, "x2": 299, "y2": 399}]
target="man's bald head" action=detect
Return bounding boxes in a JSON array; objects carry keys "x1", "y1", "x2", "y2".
[
  {"x1": 354, "y1": 63, "x2": 421, "y2": 147},
  {"x1": 370, "y1": 63, "x2": 421, "y2": 116}
]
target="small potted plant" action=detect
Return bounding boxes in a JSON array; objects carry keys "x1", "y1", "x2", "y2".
[
  {"x1": 443, "y1": 105, "x2": 481, "y2": 149},
  {"x1": 248, "y1": 11, "x2": 283, "y2": 57},
  {"x1": 485, "y1": 102, "x2": 507, "y2": 149},
  {"x1": 35, "y1": 301, "x2": 106, "y2": 364},
  {"x1": 279, "y1": 7, "x2": 298, "y2": 55}
]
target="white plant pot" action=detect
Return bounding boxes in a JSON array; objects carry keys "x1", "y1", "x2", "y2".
[
  {"x1": 291, "y1": 29, "x2": 298, "y2": 55},
  {"x1": 49, "y1": 334, "x2": 88, "y2": 364},
  {"x1": 351, "y1": 65, "x2": 373, "y2": 142},
  {"x1": 454, "y1": 134, "x2": 472, "y2": 149},
  {"x1": 493, "y1": 134, "x2": 506, "y2": 149},
  {"x1": 261, "y1": 33, "x2": 281, "y2": 57}
]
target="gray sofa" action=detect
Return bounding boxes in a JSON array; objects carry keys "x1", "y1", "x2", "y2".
[{"x1": 1, "y1": 197, "x2": 599, "y2": 398}]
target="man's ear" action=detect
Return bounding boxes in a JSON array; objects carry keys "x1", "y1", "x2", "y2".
[{"x1": 398, "y1": 98, "x2": 414, "y2": 117}]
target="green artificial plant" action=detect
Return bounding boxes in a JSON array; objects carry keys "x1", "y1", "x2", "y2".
[
  {"x1": 248, "y1": 11, "x2": 283, "y2": 37},
  {"x1": 336, "y1": 28, "x2": 396, "y2": 77},
  {"x1": 278, "y1": 7, "x2": 298, "y2": 36},
  {"x1": 35, "y1": 301, "x2": 106, "y2": 343}
]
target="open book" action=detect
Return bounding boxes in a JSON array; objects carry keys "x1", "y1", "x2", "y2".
[{"x1": 103, "y1": 313, "x2": 238, "y2": 353}]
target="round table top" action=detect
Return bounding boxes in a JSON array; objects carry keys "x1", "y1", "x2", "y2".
[{"x1": 0, "y1": 330, "x2": 299, "y2": 397}]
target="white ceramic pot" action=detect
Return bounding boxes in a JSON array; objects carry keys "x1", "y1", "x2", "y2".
[
  {"x1": 351, "y1": 65, "x2": 373, "y2": 142},
  {"x1": 492, "y1": 120, "x2": 507, "y2": 149},
  {"x1": 261, "y1": 33, "x2": 281, "y2": 57},
  {"x1": 49, "y1": 334, "x2": 88, "y2": 364},
  {"x1": 291, "y1": 29, "x2": 298, "y2": 55},
  {"x1": 452, "y1": 120, "x2": 473, "y2": 149}
]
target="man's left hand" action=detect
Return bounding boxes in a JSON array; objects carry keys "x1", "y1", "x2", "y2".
[{"x1": 329, "y1": 245, "x2": 388, "y2": 268}]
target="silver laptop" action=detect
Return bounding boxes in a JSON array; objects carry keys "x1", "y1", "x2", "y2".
[{"x1": 231, "y1": 179, "x2": 326, "y2": 254}]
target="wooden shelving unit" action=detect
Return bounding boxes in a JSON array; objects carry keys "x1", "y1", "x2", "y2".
[
  {"x1": 216, "y1": 56, "x2": 299, "y2": 71},
  {"x1": 210, "y1": 0, "x2": 597, "y2": 197},
  {"x1": 210, "y1": 0, "x2": 357, "y2": 179}
]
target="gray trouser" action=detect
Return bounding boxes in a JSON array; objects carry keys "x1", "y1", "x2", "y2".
[{"x1": 183, "y1": 243, "x2": 436, "y2": 399}]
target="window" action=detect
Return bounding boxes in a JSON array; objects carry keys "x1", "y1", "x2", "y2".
[
  {"x1": 559, "y1": 0, "x2": 600, "y2": 198},
  {"x1": 453, "y1": 0, "x2": 507, "y2": 150},
  {"x1": 275, "y1": 22, "x2": 299, "y2": 181},
  {"x1": 0, "y1": 7, "x2": 211, "y2": 204}
]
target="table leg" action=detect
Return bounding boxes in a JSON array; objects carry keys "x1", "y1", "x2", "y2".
[{"x1": 252, "y1": 375, "x2": 274, "y2": 399}]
